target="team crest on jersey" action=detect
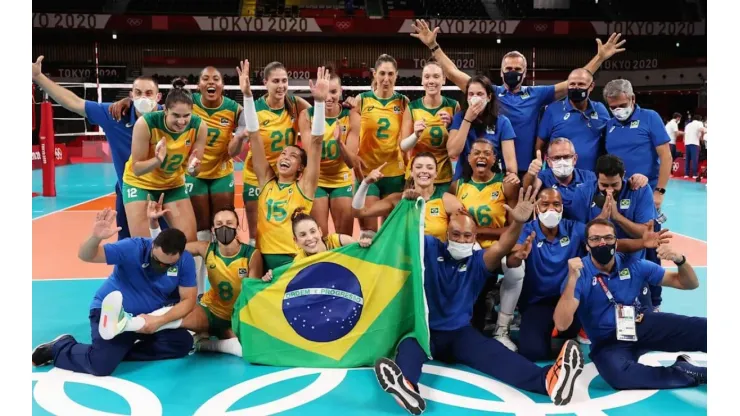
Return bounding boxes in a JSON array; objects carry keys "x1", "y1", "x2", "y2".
[
  {"x1": 393, "y1": 106, "x2": 401, "y2": 114},
  {"x1": 167, "y1": 266, "x2": 178, "y2": 276},
  {"x1": 220, "y1": 117, "x2": 229, "y2": 126},
  {"x1": 620, "y1": 199, "x2": 631, "y2": 210},
  {"x1": 559, "y1": 237, "x2": 570, "y2": 247},
  {"x1": 630, "y1": 120, "x2": 640, "y2": 129},
  {"x1": 430, "y1": 207, "x2": 440, "y2": 216},
  {"x1": 619, "y1": 268, "x2": 631, "y2": 280},
  {"x1": 563, "y1": 113, "x2": 571, "y2": 120},
  {"x1": 591, "y1": 112, "x2": 599, "y2": 119},
  {"x1": 238, "y1": 268, "x2": 248, "y2": 278},
  {"x1": 491, "y1": 191, "x2": 500, "y2": 200},
  {"x1": 521, "y1": 91, "x2": 531, "y2": 100},
  {"x1": 486, "y1": 126, "x2": 496, "y2": 135}
]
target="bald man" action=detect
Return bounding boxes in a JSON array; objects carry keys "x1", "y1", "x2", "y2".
[
  {"x1": 373, "y1": 187, "x2": 586, "y2": 415},
  {"x1": 535, "y1": 68, "x2": 611, "y2": 172}
]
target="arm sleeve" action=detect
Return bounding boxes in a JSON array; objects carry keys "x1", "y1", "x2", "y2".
[
  {"x1": 450, "y1": 111, "x2": 464, "y2": 131},
  {"x1": 516, "y1": 222, "x2": 532, "y2": 245},
  {"x1": 634, "y1": 186, "x2": 658, "y2": 224},
  {"x1": 499, "y1": 116, "x2": 516, "y2": 141},
  {"x1": 103, "y1": 238, "x2": 140, "y2": 266},
  {"x1": 648, "y1": 111, "x2": 671, "y2": 147},
  {"x1": 178, "y1": 252, "x2": 197, "y2": 288},
  {"x1": 641, "y1": 260, "x2": 667, "y2": 286},
  {"x1": 536, "y1": 85, "x2": 557, "y2": 106},
  {"x1": 84, "y1": 101, "x2": 114, "y2": 128}
]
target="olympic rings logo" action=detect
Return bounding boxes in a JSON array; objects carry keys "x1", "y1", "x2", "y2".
[
  {"x1": 534, "y1": 24, "x2": 548, "y2": 32},
  {"x1": 31, "y1": 352, "x2": 706, "y2": 415},
  {"x1": 335, "y1": 21, "x2": 352, "y2": 30},
  {"x1": 127, "y1": 18, "x2": 143, "y2": 27}
]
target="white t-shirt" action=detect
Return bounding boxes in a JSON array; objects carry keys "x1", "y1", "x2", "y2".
[
  {"x1": 665, "y1": 119, "x2": 680, "y2": 145},
  {"x1": 683, "y1": 120, "x2": 705, "y2": 146}
]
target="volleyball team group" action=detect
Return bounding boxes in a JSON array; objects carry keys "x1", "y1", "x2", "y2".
[{"x1": 31, "y1": 20, "x2": 707, "y2": 414}]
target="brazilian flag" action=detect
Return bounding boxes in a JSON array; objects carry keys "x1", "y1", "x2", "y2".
[{"x1": 232, "y1": 199, "x2": 431, "y2": 367}]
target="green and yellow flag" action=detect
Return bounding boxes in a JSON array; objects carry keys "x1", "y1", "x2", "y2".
[{"x1": 232, "y1": 199, "x2": 431, "y2": 367}]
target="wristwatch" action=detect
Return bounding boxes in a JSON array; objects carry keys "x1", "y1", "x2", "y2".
[
  {"x1": 674, "y1": 255, "x2": 686, "y2": 266},
  {"x1": 654, "y1": 188, "x2": 666, "y2": 194}
]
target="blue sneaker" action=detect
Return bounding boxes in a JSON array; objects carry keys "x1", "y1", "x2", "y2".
[{"x1": 672, "y1": 354, "x2": 707, "y2": 385}]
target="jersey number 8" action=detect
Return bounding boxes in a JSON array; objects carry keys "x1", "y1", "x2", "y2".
[{"x1": 218, "y1": 281, "x2": 234, "y2": 301}]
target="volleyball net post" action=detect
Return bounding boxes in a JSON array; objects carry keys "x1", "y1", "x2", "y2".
[{"x1": 39, "y1": 92, "x2": 57, "y2": 197}]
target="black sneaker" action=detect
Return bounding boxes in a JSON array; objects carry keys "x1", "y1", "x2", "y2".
[
  {"x1": 374, "y1": 357, "x2": 426, "y2": 415},
  {"x1": 32, "y1": 334, "x2": 75, "y2": 367},
  {"x1": 673, "y1": 354, "x2": 707, "y2": 384}
]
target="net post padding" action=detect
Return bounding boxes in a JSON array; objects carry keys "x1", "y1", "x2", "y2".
[{"x1": 39, "y1": 100, "x2": 56, "y2": 197}]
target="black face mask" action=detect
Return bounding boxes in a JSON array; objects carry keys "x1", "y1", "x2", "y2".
[
  {"x1": 590, "y1": 244, "x2": 616, "y2": 265},
  {"x1": 214, "y1": 226, "x2": 237, "y2": 245},
  {"x1": 150, "y1": 253, "x2": 173, "y2": 274},
  {"x1": 503, "y1": 71, "x2": 523, "y2": 89},
  {"x1": 568, "y1": 87, "x2": 589, "y2": 103}
]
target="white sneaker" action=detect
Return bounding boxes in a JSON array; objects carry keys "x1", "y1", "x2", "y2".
[
  {"x1": 99, "y1": 291, "x2": 132, "y2": 340},
  {"x1": 494, "y1": 313, "x2": 517, "y2": 352},
  {"x1": 374, "y1": 357, "x2": 426, "y2": 415}
]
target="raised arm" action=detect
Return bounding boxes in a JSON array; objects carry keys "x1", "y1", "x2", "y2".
[
  {"x1": 554, "y1": 258, "x2": 583, "y2": 331},
  {"x1": 131, "y1": 116, "x2": 165, "y2": 176},
  {"x1": 554, "y1": 34, "x2": 626, "y2": 100},
  {"x1": 185, "y1": 241, "x2": 209, "y2": 258},
  {"x1": 78, "y1": 208, "x2": 123, "y2": 263},
  {"x1": 237, "y1": 59, "x2": 274, "y2": 188},
  {"x1": 299, "y1": 66, "x2": 332, "y2": 200},
  {"x1": 483, "y1": 185, "x2": 537, "y2": 271},
  {"x1": 32, "y1": 56, "x2": 86, "y2": 116},
  {"x1": 410, "y1": 20, "x2": 471, "y2": 90}
]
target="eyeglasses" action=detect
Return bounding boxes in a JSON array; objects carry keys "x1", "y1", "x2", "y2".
[
  {"x1": 587, "y1": 235, "x2": 617, "y2": 244},
  {"x1": 549, "y1": 154, "x2": 574, "y2": 161}
]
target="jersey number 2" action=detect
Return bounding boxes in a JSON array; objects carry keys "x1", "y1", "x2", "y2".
[{"x1": 376, "y1": 118, "x2": 391, "y2": 139}]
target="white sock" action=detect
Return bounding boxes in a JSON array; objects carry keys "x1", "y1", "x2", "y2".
[
  {"x1": 196, "y1": 230, "x2": 212, "y2": 295},
  {"x1": 123, "y1": 306, "x2": 182, "y2": 332},
  {"x1": 198, "y1": 337, "x2": 243, "y2": 357},
  {"x1": 500, "y1": 260, "x2": 525, "y2": 316}
]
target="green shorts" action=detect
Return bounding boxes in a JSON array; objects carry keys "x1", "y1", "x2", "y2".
[
  {"x1": 186, "y1": 173, "x2": 235, "y2": 197},
  {"x1": 354, "y1": 175, "x2": 405, "y2": 199},
  {"x1": 315, "y1": 185, "x2": 354, "y2": 199},
  {"x1": 263, "y1": 253, "x2": 295, "y2": 270},
  {"x1": 121, "y1": 183, "x2": 189, "y2": 204},
  {"x1": 199, "y1": 303, "x2": 232, "y2": 338},
  {"x1": 243, "y1": 182, "x2": 262, "y2": 203}
]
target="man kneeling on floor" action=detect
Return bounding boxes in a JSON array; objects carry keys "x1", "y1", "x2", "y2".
[
  {"x1": 374, "y1": 187, "x2": 585, "y2": 415},
  {"x1": 32, "y1": 208, "x2": 196, "y2": 376},
  {"x1": 554, "y1": 218, "x2": 707, "y2": 390}
]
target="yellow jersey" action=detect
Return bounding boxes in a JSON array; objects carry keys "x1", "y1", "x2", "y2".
[
  {"x1": 455, "y1": 173, "x2": 507, "y2": 248},
  {"x1": 358, "y1": 91, "x2": 407, "y2": 177},
  {"x1": 425, "y1": 194, "x2": 449, "y2": 242},
  {"x1": 309, "y1": 107, "x2": 352, "y2": 188},
  {"x1": 293, "y1": 233, "x2": 343, "y2": 261},
  {"x1": 243, "y1": 96, "x2": 298, "y2": 186},
  {"x1": 201, "y1": 242, "x2": 256, "y2": 321},
  {"x1": 122, "y1": 111, "x2": 202, "y2": 190},
  {"x1": 405, "y1": 96, "x2": 458, "y2": 184},
  {"x1": 191, "y1": 93, "x2": 240, "y2": 179},
  {"x1": 257, "y1": 179, "x2": 314, "y2": 255}
]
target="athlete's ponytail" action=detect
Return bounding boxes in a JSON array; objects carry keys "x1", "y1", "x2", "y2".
[
  {"x1": 290, "y1": 207, "x2": 318, "y2": 236},
  {"x1": 165, "y1": 76, "x2": 193, "y2": 109}
]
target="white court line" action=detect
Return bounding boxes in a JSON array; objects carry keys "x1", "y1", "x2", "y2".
[
  {"x1": 32, "y1": 192, "x2": 115, "y2": 221},
  {"x1": 671, "y1": 232, "x2": 707, "y2": 244},
  {"x1": 33, "y1": 277, "x2": 107, "y2": 282}
]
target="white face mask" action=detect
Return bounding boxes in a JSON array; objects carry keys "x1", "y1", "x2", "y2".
[
  {"x1": 133, "y1": 97, "x2": 158, "y2": 114},
  {"x1": 612, "y1": 106, "x2": 633, "y2": 121},
  {"x1": 552, "y1": 159, "x2": 574, "y2": 178},
  {"x1": 447, "y1": 240, "x2": 474, "y2": 260},
  {"x1": 538, "y1": 209, "x2": 562, "y2": 229},
  {"x1": 468, "y1": 95, "x2": 488, "y2": 107}
]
